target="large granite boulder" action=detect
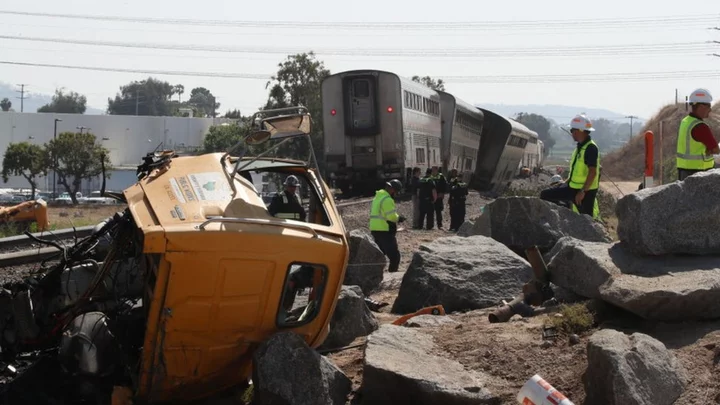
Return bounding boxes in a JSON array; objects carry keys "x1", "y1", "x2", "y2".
[
  {"x1": 546, "y1": 237, "x2": 720, "y2": 321},
  {"x1": 583, "y1": 329, "x2": 687, "y2": 405},
  {"x1": 391, "y1": 236, "x2": 533, "y2": 314},
  {"x1": 252, "y1": 332, "x2": 351, "y2": 405},
  {"x1": 361, "y1": 325, "x2": 501, "y2": 404},
  {"x1": 319, "y1": 285, "x2": 378, "y2": 350},
  {"x1": 345, "y1": 229, "x2": 386, "y2": 295},
  {"x1": 616, "y1": 169, "x2": 720, "y2": 255},
  {"x1": 465, "y1": 197, "x2": 610, "y2": 252}
]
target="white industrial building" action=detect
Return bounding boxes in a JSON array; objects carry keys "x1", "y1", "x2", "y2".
[{"x1": 0, "y1": 112, "x2": 236, "y2": 195}]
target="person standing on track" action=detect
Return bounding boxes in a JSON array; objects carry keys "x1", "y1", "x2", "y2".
[
  {"x1": 447, "y1": 169, "x2": 469, "y2": 232},
  {"x1": 676, "y1": 88, "x2": 719, "y2": 181},
  {"x1": 430, "y1": 166, "x2": 447, "y2": 229},
  {"x1": 540, "y1": 114, "x2": 600, "y2": 217},
  {"x1": 368, "y1": 179, "x2": 405, "y2": 273},
  {"x1": 418, "y1": 168, "x2": 437, "y2": 230}
]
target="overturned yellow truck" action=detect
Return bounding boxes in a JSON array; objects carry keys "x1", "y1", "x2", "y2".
[{"x1": 0, "y1": 107, "x2": 350, "y2": 404}]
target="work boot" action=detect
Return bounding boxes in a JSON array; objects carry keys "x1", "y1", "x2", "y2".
[{"x1": 364, "y1": 297, "x2": 389, "y2": 312}]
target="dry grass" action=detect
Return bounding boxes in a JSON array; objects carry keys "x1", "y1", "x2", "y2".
[
  {"x1": 545, "y1": 303, "x2": 596, "y2": 335},
  {"x1": 603, "y1": 101, "x2": 720, "y2": 182},
  {"x1": 47, "y1": 205, "x2": 123, "y2": 230},
  {"x1": 0, "y1": 205, "x2": 124, "y2": 238}
]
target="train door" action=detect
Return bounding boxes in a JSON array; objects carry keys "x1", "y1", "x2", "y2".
[
  {"x1": 348, "y1": 78, "x2": 376, "y2": 132},
  {"x1": 342, "y1": 76, "x2": 380, "y2": 169}
]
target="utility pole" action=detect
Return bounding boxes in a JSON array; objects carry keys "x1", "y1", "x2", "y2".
[
  {"x1": 15, "y1": 84, "x2": 28, "y2": 112},
  {"x1": 625, "y1": 115, "x2": 638, "y2": 142},
  {"x1": 135, "y1": 89, "x2": 140, "y2": 115}
]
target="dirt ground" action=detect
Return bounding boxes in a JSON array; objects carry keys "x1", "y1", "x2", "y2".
[{"x1": 328, "y1": 182, "x2": 720, "y2": 404}]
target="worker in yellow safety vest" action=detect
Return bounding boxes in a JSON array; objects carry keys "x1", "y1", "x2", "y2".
[
  {"x1": 676, "y1": 88, "x2": 719, "y2": 181},
  {"x1": 368, "y1": 179, "x2": 405, "y2": 273},
  {"x1": 540, "y1": 114, "x2": 600, "y2": 217},
  {"x1": 268, "y1": 175, "x2": 306, "y2": 221}
]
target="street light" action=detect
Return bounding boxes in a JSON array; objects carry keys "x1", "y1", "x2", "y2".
[
  {"x1": 76, "y1": 126, "x2": 91, "y2": 134},
  {"x1": 53, "y1": 118, "x2": 62, "y2": 199}
]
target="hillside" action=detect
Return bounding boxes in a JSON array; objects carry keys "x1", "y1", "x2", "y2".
[
  {"x1": 602, "y1": 101, "x2": 720, "y2": 182},
  {"x1": 475, "y1": 103, "x2": 646, "y2": 124}
]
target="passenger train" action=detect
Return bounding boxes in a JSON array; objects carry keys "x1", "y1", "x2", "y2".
[{"x1": 320, "y1": 69, "x2": 541, "y2": 196}]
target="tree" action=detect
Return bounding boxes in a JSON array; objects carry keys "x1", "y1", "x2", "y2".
[
  {"x1": 1, "y1": 142, "x2": 46, "y2": 199},
  {"x1": 0, "y1": 98, "x2": 10, "y2": 112},
  {"x1": 224, "y1": 109, "x2": 243, "y2": 119},
  {"x1": 264, "y1": 52, "x2": 330, "y2": 162},
  {"x1": 37, "y1": 88, "x2": 87, "y2": 114},
  {"x1": 173, "y1": 84, "x2": 185, "y2": 102},
  {"x1": 107, "y1": 77, "x2": 177, "y2": 116},
  {"x1": 46, "y1": 132, "x2": 111, "y2": 204},
  {"x1": 203, "y1": 123, "x2": 246, "y2": 153},
  {"x1": 514, "y1": 112, "x2": 556, "y2": 151},
  {"x1": 590, "y1": 118, "x2": 618, "y2": 151},
  {"x1": 188, "y1": 87, "x2": 220, "y2": 117},
  {"x1": 411, "y1": 75, "x2": 445, "y2": 91}
]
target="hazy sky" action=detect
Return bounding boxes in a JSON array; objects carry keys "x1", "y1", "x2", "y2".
[{"x1": 0, "y1": 0, "x2": 719, "y2": 120}]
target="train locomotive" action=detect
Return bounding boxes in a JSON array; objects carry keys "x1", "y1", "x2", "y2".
[{"x1": 321, "y1": 69, "x2": 541, "y2": 196}]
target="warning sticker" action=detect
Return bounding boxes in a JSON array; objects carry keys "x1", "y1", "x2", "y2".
[
  {"x1": 169, "y1": 178, "x2": 187, "y2": 204},
  {"x1": 187, "y1": 172, "x2": 231, "y2": 202}
]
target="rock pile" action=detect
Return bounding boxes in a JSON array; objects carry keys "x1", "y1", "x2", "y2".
[
  {"x1": 252, "y1": 332, "x2": 351, "y2": 405},
  {"x1": 344, "y1": 229, "x2": 387, "y2": 295},
  {"x1": 319, "y1": 285, "x2": 378, "y2": 350},
  {"x1": 460, "y1": 197, "x2": 611, "y2": 252},
  {"x1": 391, "y1": 235, "x2": 533, "y2": 314},
  {"x1": 547, "y1": 237, "x2": 720, "y2": 321},
  {"x1": 616, "y1": 169, "x2": 720, "y2": 256},
  {"x1": 547, "y1": 171, "x2": 720, "y2": 321}
]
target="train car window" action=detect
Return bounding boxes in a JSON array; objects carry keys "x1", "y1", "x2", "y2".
[
  {"x1": 353, "y1": 80, "x2": 370, "y2": 98},
  {"x1": 416, "y1": 148, "x2": 426, "y2": 164}
]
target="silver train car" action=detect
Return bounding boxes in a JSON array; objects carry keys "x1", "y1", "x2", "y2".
[
  {"x1": 438, "y1": 91, "x2": 484, "y2": 184},
  {"x1": 472, "y1": 108, "x2": 539, "y2": 193},
  {"x1": 321, "y1": 69, "x2": 444, "y2": 196}
]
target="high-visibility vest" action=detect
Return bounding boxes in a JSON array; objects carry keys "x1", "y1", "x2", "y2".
[
  {"x1": 274, "y1": 193, "x2": 302, "y2": 220},
  {"x1": 676, "y1": 115, "x2": 715, "y2": 170},
  {"x1": 572, "y1": 198, "x2": 600, "y2": 219},
  {"x1": 368, "y1": 189, "x2": 399, "y2": 232},
  {"x1": 568, "y1": 140, "x2": 600, "y2": 191}
]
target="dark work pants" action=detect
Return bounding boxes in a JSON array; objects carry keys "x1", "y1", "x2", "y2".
[
  {"x1": 412, "y1": 195, "x2": 421, "y2": 229},
  {"x1": 678, "y1": 168, "x2": 710, "y2": 181},
  {"x1": 449, "y1": 202, "x2": 466, "y2": 231},
  {"x1": 434, "y1": 196, "x2": 444, "y2": 228},
  {"x1": 419, "y1": 198, "x2": 435, "y2": 230},
  {"x1": 539, "y1": 185, "x2": 597, "y2": 217},
  {"x1": 371, "y1": 231, "x2": 401, "y2": 272}
]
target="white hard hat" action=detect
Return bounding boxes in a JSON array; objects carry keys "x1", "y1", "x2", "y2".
[
  {"x1": 568, "y1": 114, "x2": 595, "y2": 132},
  {"x1": 689, "y1": 88, "x2": 713, "y2": 104},
  {"x1": 550, "y1": 174, "x2": 562, "y2": 185}
]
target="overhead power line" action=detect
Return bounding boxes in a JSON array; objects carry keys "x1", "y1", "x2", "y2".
[
  {"x1": 0, "y1": 10, "x2": 717, "y2": 30},
  {"x1": 0, "y1": 35, "x2": 715, "y2": 57},
  {"x1": 1, "y1": 60, "x2": 719, "y2": 83}
]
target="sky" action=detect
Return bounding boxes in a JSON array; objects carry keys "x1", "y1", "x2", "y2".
[{"x1": 0, "y1": 0, "x2": 719, "y2": 121}]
